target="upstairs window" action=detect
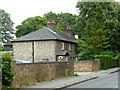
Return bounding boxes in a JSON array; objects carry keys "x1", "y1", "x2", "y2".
[
  {"x1": 69, "y1": 44, "x2": 72, "y2": 51},
  {"x1": 61, "y1": 42, "x2": 64, "y2": 50}
]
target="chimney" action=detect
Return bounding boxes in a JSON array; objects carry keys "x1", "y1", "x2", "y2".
[
  {"x1": 47, "y1": 20, "x2": 56, "y2": 31},
  {"x1": 65, "y1": 25, "x2": 72, "y2": 37}
]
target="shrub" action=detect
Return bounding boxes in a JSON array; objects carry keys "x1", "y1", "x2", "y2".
[
  {"x1": 36, "y1": 75, "x2": 46, "y2": 82},
  {"x1": 94, "y1": 55, "x2": 112, "y2": 70},
  {"x1": 68, "y1": 58, "x2": 75, "y2": 61},
  {"x1": 1, "y1": 53, "x2": 14, "y2": 87}
]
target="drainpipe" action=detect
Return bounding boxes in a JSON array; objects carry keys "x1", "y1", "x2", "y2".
[{"x1": 32, "y1": 41, "x2": 34, "y2": 63}]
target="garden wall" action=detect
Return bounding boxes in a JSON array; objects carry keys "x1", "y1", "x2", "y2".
[
  {"x1": 74, "y1": 60, "x2": 100, "y2": 72},
  {"x1": 12, "y1": 61, "x2": 74, "y2": 87},
  {"x1": 12, "y1": 60, "x2": 100, "y2": 87}
]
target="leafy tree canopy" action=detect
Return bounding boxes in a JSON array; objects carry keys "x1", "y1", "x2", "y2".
[
  {"x1": 16, "y1": 16, "x2": 47, "y2": 37},
  {"x1": 0, "y1": 9, "x2": 15, "y2": 43},
  {"x1": 43, "y1": 11, "x2": 59, "y2": 23},
  {"x1": 16, "y1": 12, "x2": 77, "y2": 37},
  {"x1": 76, "y1": 1, "x2": 120, "y2": 52},
  {"x1": 56, "y1": 13, "x2": 77, "y2": 33}
]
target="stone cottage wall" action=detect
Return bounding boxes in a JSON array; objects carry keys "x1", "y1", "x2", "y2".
[
  {"x1": 13, "y1": 42, "x2": 33, "y2": 61},
  {"x1": 13, "y1": 41, "x2": 56, "y2": 62},
  {"x1": 34, "y1": 41, "x2": 56, "y2": 62}
]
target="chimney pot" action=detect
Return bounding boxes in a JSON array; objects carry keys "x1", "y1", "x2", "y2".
[
  {"x1": 65, "y1": 25, "x2": 72, "y2": 37},
  {"x1": 47, "y1": 20, "x2": 56, "y2": 30},
  {"x1": 48, "y1": 20, "x2": 55, "y2": 23},
  {"x1": 66, "y1": 25, "x2": 71, "y2": 30}
]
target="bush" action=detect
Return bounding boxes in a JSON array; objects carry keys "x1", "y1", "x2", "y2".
[
  {"x1": 94, "y1": 55, "x2": 113, "y2": 70},
  {"x1": 68, "y1": 58, "x2": 75, "y2": 61},
  {"x1": 1, "y1": 53, "x2": 14, "y2": 87},
  {"x1": 94, "y1": 54, "x2": 120, "y2": 70}
]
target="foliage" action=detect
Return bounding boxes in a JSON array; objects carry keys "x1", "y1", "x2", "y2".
[
  {"x1": 0, "y1": 43, "x2": 4, "y2": 51},
  {"x1": 16, "y1": 12, "x2": 77, "y2": 37},
  {"x1": 56, "y1": 13, "x2": 77, "y2": 33},
  {"x1": 68, "y1": 58, "x2": 75, "y2": 61},
  {"x1": 78, "y1": 49, "x2": 95, "y2": 60},
  {"x1": 67, "y1": 73, "x2": 79, "y2": 77},
  {"x1": 76, "y1": 1, "x2": 120, "y2": 51},
  {"x1": 16, "y1": 16, "x2": 47, "y2": 37},
  {"x1": 1, "y1": 53, "x2": 14, "y2": 87},
  {"x1": 0, "y1": 9, "x2": 15, "y2": 43},
  {"x1": 94, "y1": 55, "x2": 113, "y2": 70},
  {"x1": 19, "y1": 73, "x2": 30, "y2": 87},
  {"x1": 94, "y1": 51, "x2": 120, "y2": 70},
  {"x1": 43, "y1": 11, "x2": 59, "y2": 23},
  {"x1": 36, "y1": 75, "x2": 46, "y2": 82}
]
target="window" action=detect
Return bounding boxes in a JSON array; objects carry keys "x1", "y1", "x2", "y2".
[
  {"x1": 61, "y1": 42, "x2": 64, "y2": 50},
  {"x1": 69, "y1": 44, "x2": 72, "y2": 51}
]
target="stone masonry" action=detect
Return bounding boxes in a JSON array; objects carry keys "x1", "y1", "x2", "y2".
[
  {"x1": 74, "y1": 60, "x2": 100, "y2": 72},
  {"x1": 12, "y1": 61, "x2": 74, "y2": 87},
  {"x1": 13, "y1": 40, "x2": 76, "y2": 62},
  {"x1": 13, "y1": 42, "x2": 33, "y2": 61},
  {"x1": 34, "y1": 41, "x2": 56, "y2": 62}
]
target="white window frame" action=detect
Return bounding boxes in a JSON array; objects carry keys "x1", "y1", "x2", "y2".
[{"x1": 61, "y1": 42, "x2": 64, "y2": 50}]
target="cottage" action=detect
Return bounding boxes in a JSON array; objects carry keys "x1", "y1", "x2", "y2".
[{"x1": 12, "y1": 20, "x2": 77, "y2": 62}]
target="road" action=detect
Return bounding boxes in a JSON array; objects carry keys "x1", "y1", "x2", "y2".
[{"x1": 67, "y1": 72, "x2": 119, "y2": 88}]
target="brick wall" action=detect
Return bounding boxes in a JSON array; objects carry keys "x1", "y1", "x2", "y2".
[
  {"x1": 74, "y1": 60, "x2": 100, "y2": 72},
  {"x1": 12, "y1": 60, "x2": 100, "y2": 87},
  {"x1": 12, "y1": 61, "x2": 74, "y2": 87}
]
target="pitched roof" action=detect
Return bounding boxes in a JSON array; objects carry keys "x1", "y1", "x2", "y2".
[{"x1": 12, "y1": 27, "x2": 76, "y2": 43}]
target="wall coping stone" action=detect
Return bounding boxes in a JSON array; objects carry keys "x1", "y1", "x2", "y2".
[
  {"x1": 14, "y1": 61, "x2": 74, "y2": 65},
  {"x1": 13, "y1": 60, "x2": 99, "y2": 65}
]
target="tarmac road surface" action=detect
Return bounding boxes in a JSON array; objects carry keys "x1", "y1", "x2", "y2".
[{"x1": 68, "y1": 72, "x2": 119, "y2": 88}]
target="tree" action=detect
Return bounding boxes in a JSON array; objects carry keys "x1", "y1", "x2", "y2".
[
  {"x1": 16, "y1": 16, "x2": 47, "y2": 37},
  {"x1": 0, "y1": 9, "x2": 15, "y2": 43},
  {"x1": 56, "y1": 13, "x2": 77, "y2": 33},
  {"x1": 44, "y1": 12, "x2": 77, "y2": 33},
  {"x1": 76, "y1": 1, "x2": 120, "y2": 51},
  {"x1": 43, "y1": 11, "x2": 59, "y2": 23}
]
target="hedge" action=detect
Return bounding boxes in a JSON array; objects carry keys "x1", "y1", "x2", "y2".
[{"x1": 94, "y1": 55, "x2": 119, "y2": 70}]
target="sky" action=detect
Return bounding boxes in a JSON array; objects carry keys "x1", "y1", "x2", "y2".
[
  {"x1": 0, "y1": 0, "x2": 119, "y2": 27},
  {"x1": 0, "y1": 0, "x2": 78, "y2": 27}
]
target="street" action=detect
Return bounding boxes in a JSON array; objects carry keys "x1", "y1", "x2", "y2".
[{"x1": 67, "y1": 72, "x2": 119, "y2": 88}]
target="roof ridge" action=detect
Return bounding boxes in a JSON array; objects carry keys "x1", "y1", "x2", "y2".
[{"x1": 45, "y1": 27, "x2": 57, "y2": 39}]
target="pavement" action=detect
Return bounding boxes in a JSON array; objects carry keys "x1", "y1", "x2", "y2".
[{"x1": 24, "y1": 67, "x2": 119, "y2": 89}]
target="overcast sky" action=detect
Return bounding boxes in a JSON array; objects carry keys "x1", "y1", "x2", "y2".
[
  {"x1": 0, "y1": 0, "x2": 119, "y2": 27},
  {"x1": 0, "y1": 0, "x2": 78, "y2": 26}
]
